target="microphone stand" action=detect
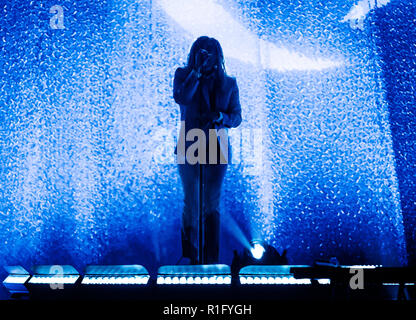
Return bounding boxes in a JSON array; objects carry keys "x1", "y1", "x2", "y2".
[
  {"x1": 198, "y1": 157, "x2": 204, "y2": 265},
  {"x1": 197, "y1": 68, "x2": 217, "y2": 265},
  {"x1": 198, "y1": 111, "x2": 215, "y2": 265}
]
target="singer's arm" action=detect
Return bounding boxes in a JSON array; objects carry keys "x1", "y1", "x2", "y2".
[
  {"x1": 173, "y1": 67, "x2": 201, "y2": 105},
  {"x1": 217, "y1": 79, "x2": 242, "y2": 129}
]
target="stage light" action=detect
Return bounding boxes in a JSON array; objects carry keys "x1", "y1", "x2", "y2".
[
  {"x1": 239, "y1": 265, "x2": 327, "y2": 285},
  {"x1": 250, "y1": 243, "x2": 265, "y2": 260},
  {"x1": 157, "y1": 264, "x2": 232, "y2": 285},
  {"x1": 2, "y1": 266, "x2": 31, "y2": 296},
  {"x1": 81, "y1": 265, "x2": 149, "y2": 285},
  {"x1": 341, "y1": 265, "x2": 378, "y2": 269},
  {"x1": 231, "y1": 242, "x2": 288, "y2": 279},
  {"x1": 159, "y1": 0, "x2": 342, "y2": 71},
  {"x1": 28, "y1": 265, "x2": 79, "y2": 285}
]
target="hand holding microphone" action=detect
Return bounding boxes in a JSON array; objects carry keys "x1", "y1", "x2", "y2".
[{"x1": 195, "y1": 49, "x2": 217, "y2": 78}]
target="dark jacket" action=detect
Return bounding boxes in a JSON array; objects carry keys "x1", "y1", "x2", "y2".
[{"x1": 173, "y1": 66, "x2": 242, "y2": 164}]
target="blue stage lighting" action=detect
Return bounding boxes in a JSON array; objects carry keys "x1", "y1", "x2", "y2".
[
  {"x1": 239, "y1": 265, "x2": 330, "y2": 285},
  {"x1": 81, "y1": 265, "x2": 149, "y2": 285},
  {"x1": 0, "y1": 0, "x2": 411, "y2": 275},
  {"x1": 2, "y1": 266, "x2": 31, "y2": 295},
  {"x1": 250, "y1": 243, "x2": 265, "y2": 260},
  {"x1": 231, "y1": 243, "x2": 288, "y2": 280},
  {"x1": 341, "y1": 265, "x2": 378, "y2": 269},
  {"x1": 28, "y1": 265, "x2": 79, "y2": 285},
  {"x1": 157, "y1": 264, "x2": 231, "y2": 285}
]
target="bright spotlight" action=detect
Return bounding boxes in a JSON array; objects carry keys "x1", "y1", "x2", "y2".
[
  {"x1": 250, "y1": 243, "x2": 265, "y2": 260},
  {"x1": 231, "y1": 241, "x2": 287, "y2": 278}
]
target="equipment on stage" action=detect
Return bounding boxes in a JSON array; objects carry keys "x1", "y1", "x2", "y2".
[
  {"x1": 157, "y1": 264, "x2": 231, "y2": 285},
  {"x1": 81, "y1": 265, "x2": 149, "y2": 285},
  {"x1": 3, "y1": 264, "x2": 416, "y2": 300},
  {"x1": 2, "y1": 266, "x2": 30, "y2": 296}
]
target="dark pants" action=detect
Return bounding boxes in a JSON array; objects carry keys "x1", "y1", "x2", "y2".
[{"x1": 178, "y1": 161, "x2": 228, "y2": 264}]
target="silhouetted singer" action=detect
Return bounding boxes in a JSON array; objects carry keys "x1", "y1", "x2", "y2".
[{"x1": 173, "y1": 36, "x2": 242, "y2": 264}]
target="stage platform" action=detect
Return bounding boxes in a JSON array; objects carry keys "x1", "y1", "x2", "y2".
[{"x1": 11, "y1": 281, "x2": 415, "y2": 301}]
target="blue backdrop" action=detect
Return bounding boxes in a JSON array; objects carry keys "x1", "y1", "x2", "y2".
[{"x1": 1, "y1": 0, "x2": 414, "y2": 296}]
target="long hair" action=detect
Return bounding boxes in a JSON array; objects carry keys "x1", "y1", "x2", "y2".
[{"x1": 186, "y1": 36, "x2": 227, "y2": 90}]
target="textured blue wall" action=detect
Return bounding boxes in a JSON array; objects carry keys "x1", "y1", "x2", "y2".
[
  {"x1": 0, "y1": 0, "x2": 412, "y2": 295},
  {"x1": 372, "y1": 0, "x2": 416, "y2": 265}
]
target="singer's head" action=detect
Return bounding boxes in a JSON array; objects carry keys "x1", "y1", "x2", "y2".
[{"x1": 187, "y1": 36, "x2": 226, "y2": 87}]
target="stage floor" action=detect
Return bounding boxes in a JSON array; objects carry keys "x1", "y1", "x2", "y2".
[{"x1": 16, "y1": 282, "x2": 416, "y2": 301}]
